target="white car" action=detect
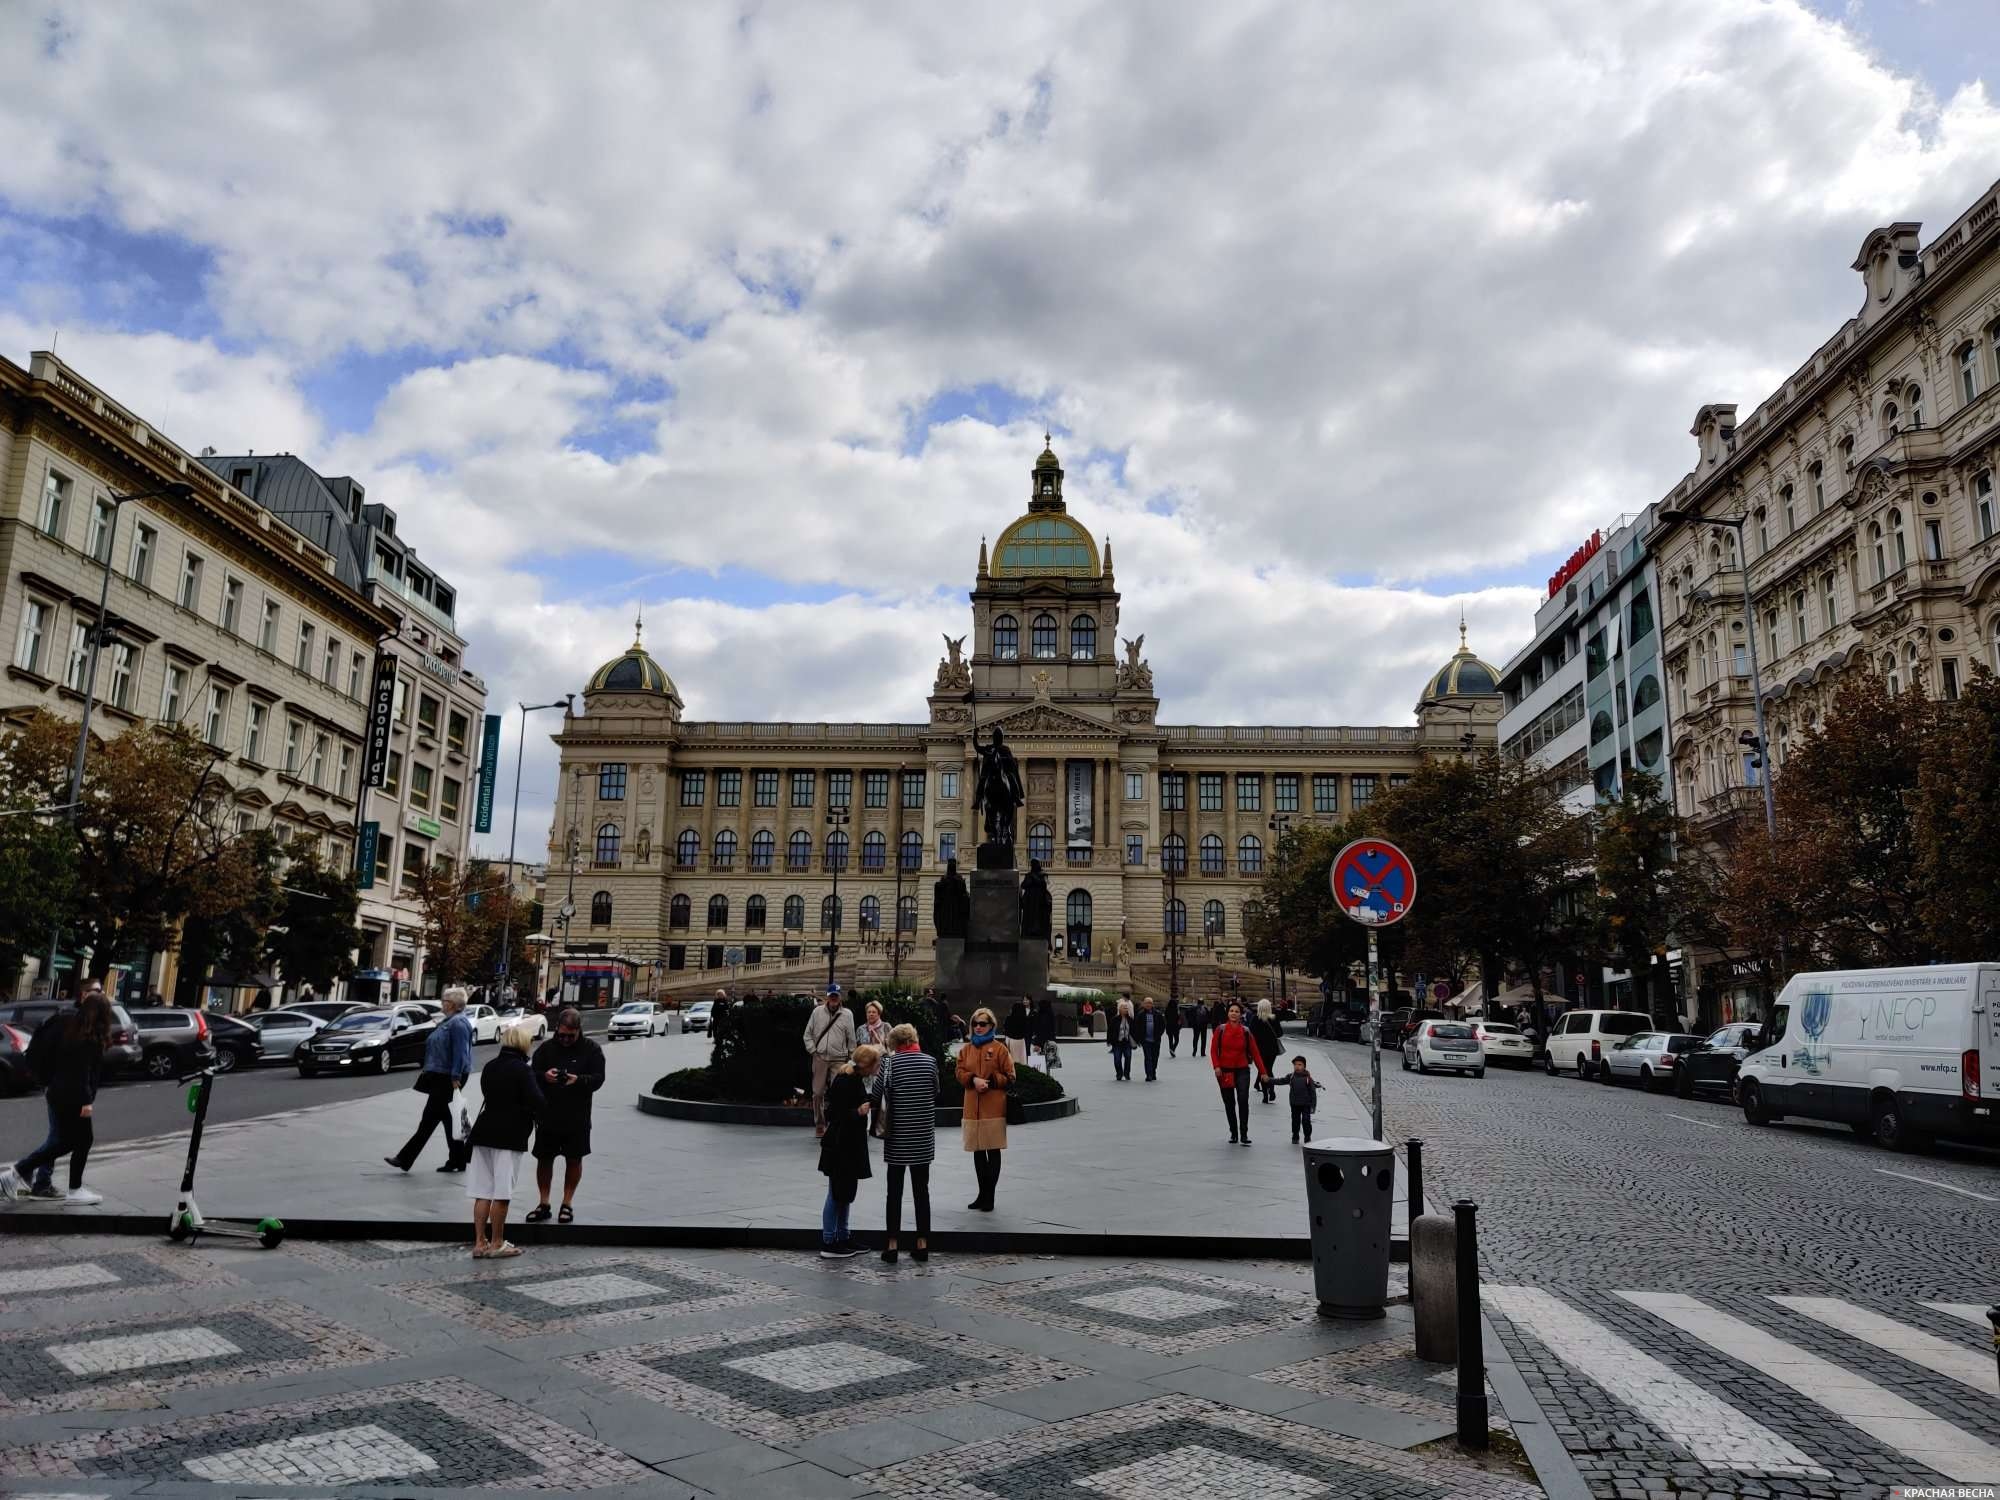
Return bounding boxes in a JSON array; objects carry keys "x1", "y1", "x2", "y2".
[
  {"x1": 608, "y1": 1001, "x2": 668, "y2": 1040},
  {"x1": 495, "y1": 1008, "x2": 549, "y2": 1042},
  {"x1": 1402, "y1": 1019, "x2": 1485, "y2": 1077},
  {"x1": 466, "y1": 1004, "x2": 503, "y2": 1044},
  {"x1": 683, "y1": 1001, "x2": 715, "y2": 1034},
  {"x1": 1472, "y1": 1020, "x2": 1535, "y2": 1067},
  {"x1": 1543, "y1": 1009, "x2": 1653, "y2": 1079}
]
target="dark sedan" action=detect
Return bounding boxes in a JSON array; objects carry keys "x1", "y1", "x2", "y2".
[
  {"x1": 204, "y1": 1012, "x2": 266, "y2": 1073},
  {"x1": 298, "y1": 1009, "x2": 435, "y2": 1077},
  {"x1": 1674, "y1": 1020, "x2": 1770, "y2": 1101}
]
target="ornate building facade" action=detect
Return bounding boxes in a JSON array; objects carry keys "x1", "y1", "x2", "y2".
[{"x1": 550, "y1": 442, "x2": 1500, "y2": 998}]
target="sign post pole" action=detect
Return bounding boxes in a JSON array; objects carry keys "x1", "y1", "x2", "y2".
[
  {"x1": 1331, "y1": 838, "x2": 1418, "y2": 1147},
  {"x1": 1368, "y1": 927, "x2": 1383, "y2": 1140}
]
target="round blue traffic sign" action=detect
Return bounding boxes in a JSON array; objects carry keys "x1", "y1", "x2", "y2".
[{"x1": 1330, "y1": 839, "x2": 1417, "y2": 926}]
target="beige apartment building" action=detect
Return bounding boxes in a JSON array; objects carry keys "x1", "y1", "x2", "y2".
[
  {"x1": 1651, "y1": 175, "x2": 2000, "y2": 1017},
  {"x1": 549, "y1": 442, "x2": 1501, "y2": 1001},
  {"x1": 0, "y1": 352, "x2": 399, "y2": 1000}
]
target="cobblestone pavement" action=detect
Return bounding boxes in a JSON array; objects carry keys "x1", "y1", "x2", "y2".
[
  {"x1": 1322, "y1": 1036, "x2": 2000, "y2": 1500},
  {"x1": 0, "y1": 1228, "x2": 1543, "y2": 1498}
]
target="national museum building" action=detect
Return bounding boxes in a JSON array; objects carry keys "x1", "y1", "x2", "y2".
[{"x1": 548, "y1": 443, "x2": 1500, "y2": 999}]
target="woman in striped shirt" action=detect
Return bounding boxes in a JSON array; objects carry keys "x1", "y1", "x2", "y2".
[{"x1": 878, "y1": 1023, "x2": 937, "y2": 1264}]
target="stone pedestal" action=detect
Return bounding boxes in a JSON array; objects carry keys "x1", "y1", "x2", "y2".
[{"x1": 933, "y1": 843, "x2": 1050, "y2": 1013}]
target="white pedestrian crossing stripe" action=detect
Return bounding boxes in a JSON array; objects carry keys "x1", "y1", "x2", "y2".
[
  {"x1": 1921, "y1": 1302, "x2": 1993, "y2": 1329},
  {"x1": 1486, "y1": 1285, "x2": 1828, "y2": 1477},
  {"x1": 1773, "y1": 1296, "x2": 1998, "y2": 1397},
  {"x1": 1620, "y1": 1291, "x2": 2000, "y2": 1485}
]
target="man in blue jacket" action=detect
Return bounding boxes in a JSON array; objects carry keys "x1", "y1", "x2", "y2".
[
  {"x1": 1135, "y1": 995, "x2": 1166, "y2": 1082},
  {"x1": 385, "y1": 986, "x2": 475, "y2": 1173}
]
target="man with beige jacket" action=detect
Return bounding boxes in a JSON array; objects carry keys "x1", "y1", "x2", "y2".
[{"x1": 803, "y1": 986, "x2": 856, "y2": 1138}]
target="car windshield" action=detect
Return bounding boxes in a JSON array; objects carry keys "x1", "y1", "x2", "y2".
[
  {"x1": 1432, "y1": 1023, "x2": 1473, "y2": 1039},
  {"x1": 1479, "y1": 1023, "x2": 1520, "y2": 1035},
  {"x1": 688, "y1": 1003, "x2": 712, "y2": 1013},
  {"x1": 618, "y1": 1003, "x2": 649, "y2": 1014},
  {"x1": 1601, "y1": 1013, "x2": 1650, "y2": 1036},
  {"x1": 330, "y1": 1012, "x2": 390, "y2": 1031}
]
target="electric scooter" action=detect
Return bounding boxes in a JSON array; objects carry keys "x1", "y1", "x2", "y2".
[{"x1": 167, "y1": 1064, "x2": 285, "y2": 1250}]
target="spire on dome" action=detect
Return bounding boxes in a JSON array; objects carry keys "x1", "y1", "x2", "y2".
[
  {"x1": 633, "y1": 609, "x2": 645, "y2": 649},
  {"x1": 1458, "y1": 608, "x2": 1467, "y2": 651}
]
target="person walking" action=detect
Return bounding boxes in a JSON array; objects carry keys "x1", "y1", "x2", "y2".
[
  {"x1": 1210, "y1": 1002, "x2": 1270, "y2": 1146},
  {"x1": 878, "y1": 1023, "x2": 936, "y2": 1263},
  {"x1": 1107, "y1": 997, "x2": 1134, "y2": 1081},
  {"x1": 0, "y1": 988, "x2": 113, "y2": 1204},
  {"x1": 803, "y1": 986, "x2": 856, "y2": 1138},
  {"x1": 466, "y1": 1023, "x2": 546, "y2": 1258},
  {"x1": 386, "y1": 986, "x2": 475, "y2": 1174},
  {"x1": 1031, "y1": 996, "x2": 1056, "y2": 1059},
  {"x1": 1189, "y1": 995, "x2": 1210, "y2": 1057},
  {"x1": 1283, "y1": 1055, "x2": 1325, "y2": 1143},
  {"x1": 858, "y1": 1000, "x2": 892, "y2": 1139},
  {"x1": 818, "y1": 1043, "x2": 879, "y2": 1258},
  {"x1": 1250, "y1": 999, "x2": 1286, "y2": 1104},
  {"x1": 956, "y1": 1007, "x2": 1015, "y2": 1212},
  {"x1": 1003, "y1": 1000, "x2": 1030, "y2": 1064},
  {"x1": 1133, "y1": 996, "x2": 1166, "y2": 1082},
  {"x1": 523, "y1": 1008, "x2": 605, "y2": 1225},
  {"x1": 1164, "y1": 996, "x2": 1182, "y2": 1058}
]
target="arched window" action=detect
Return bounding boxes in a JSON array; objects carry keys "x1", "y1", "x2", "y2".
[
  {"x1": 820, "y1": 894, "x2": 842, "y2": 931},
  {"x1": 675, "y1": 828, "x2": 698, "y2": 868},
  {"x1": 595, "y1": 823, "x2": 622, "y2": 865},
  {"x1": 1882, "y1": 400, "x2": 1900, "y2": 440},
  {"x1": 1907, "y1": 383, "x2": 1924, "y2": 429},
  {"x1": 1066, "y1": 889, "x2": 1093, "y2": 928},
  {"x1": 897, "y1": 894, "x2": 918, "y2": 932},
  {"x1": 900, "y1": 830, "x2": 922, "y2": 870},
  {"x1": 824, "y1": 829, "x2": 848, "y2": 870},
  {"x1": 712, "y1": 829, "x2": 738, "y2": 866},
  {"x1": 1162, "y1": 833, "x2": 1186, "y2": 874},
  {"x1": 1028, "y1": 823, "x2": 1055, "y2": 863},
  {"x1": 1164, "y1": 898, "x2": 1187, "y2": 936},
  {"x1": 707, "y1": 894, "x2": 729, "y2": 929},
  {"x1": 993, "y1": 614, "x2": 1018, "y2": 660},
  {"x1": 859, "y1": 895, "x2": 881, "y2": 931},
  {"x1": 1237, "y1": 834, "x2": 1263, "y2": 875},
  {"x1": 1906, "y1": 641, "x2": 1921, "y2": 693},
  {"x1": 1961, "y1": 343, "x2": 1980, "y2": 404},
  {"x1": 1780, "y1": 484, "x2": 1795, "y2": 532},
  {"x1": 1706, "y1": 631, "x2": 1721, "y2": 685},
  {"x1": 1754, "y1": 506, "x2": 1768, "y2": 555},
  {"x1": 1888, "y1": 507, "x2": 1907, "y2": 572},
  {"x1": 1203, "y1": 899, "x2": 1226, "y2": 937},
  {"x1": 1992, "y1": 615, "x2": 2000, "y2": 672},
  {"x1": 1883, "y1": 651, "x2": 1900, "y2": 697},
  {"x1": 783, "y1": 895, "x2": 805, "y2": 930},
  {"x1": 590, "y1": 891, "x2": 612, "y2": 925},
  {"x1": 1870, "y1": 521, "x2": 1886, "y2": 582},
  {"x1": 1030, "y1": 613, "x2": 1058, "y2": 659},
  {"x1": 1196, "y1": 833, "x2": 1223, "y2": 874},
  {"x1": 669, "y1": 893, "x2": 690, "y2": 929},
  {"x1": 788, "y1": 831, "x2": 811, "y2": 870},
  {"x1": 1070, "y1": 615, "x2": 1096, "y2": 659},
  {"x1": 745, "y1": 895, "x2": 767, "y2": 930},
  {"x1": 750, "y1": 830, "x2": 775, "y2": 869},
  {"x1": 861, "y1": 831, "x2": 886, "y2": 870},
  {"x1": 1809, "y1": 460, "x2": 1825, "y2": 511}
]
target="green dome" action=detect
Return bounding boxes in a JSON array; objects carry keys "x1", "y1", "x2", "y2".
[{"x1": 992, "y1": 512, "x2": 1100, "y2": 578}]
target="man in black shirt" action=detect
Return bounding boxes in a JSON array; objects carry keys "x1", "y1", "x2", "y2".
[{"x1": 524, "y1": 1009, "x2": 605, "y2": 1224}]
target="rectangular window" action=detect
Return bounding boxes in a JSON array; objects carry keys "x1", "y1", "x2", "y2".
[
  {"x1": 1732, "y1": 642, "x2": 1748, "y2": 677},
  {"x1": 827, "y1": 770, "x2": 853, "y2": 808},
  {"x1": 259, "y1": 599, "x2": 279, "y2": 653},
  {"x1": 63, "y1": 620, "x2": 90, "y2": 690},
  {"x1": 1923, "y1": 518, "x2": 1943, "y2": 562},
  {"x1": 383, "y1": 748, "x2": 402, "y2": 795},
  {"x1": 1312, "y1": 773, "x2": 1339, "y2": 813},
  {"x1": 410, "y1": 763, "x2": 433, "y2": 811},
  {"x1": 308, "y1": 732, "x2": 328, "y2": 788},
  {"x1": 1274, "y1": 773, "x2": 1300, "y2": 813},
  {"x1": 107, "y1": 643, "x2": 134, "y2": 710},
  {"x1": 598, "y1": 762, "x2": 628, "y2": 800},
  {"x1": 416, "y1": 692, "x2": 440, "y2": 738},
  {"x1": 938, "y1": 831, "x2": 956, "y2": 865},
  {"x1": 754, "y1": 770, "x2": 779, "y2": 806},
  {"x1": 1126, "y1": 833, "x2": 1145, "y2": 866},
  {"x1": 160, "y1": 664, "x2": 187, "y2": 723},
  {"x1": 1235, "y1": 773, "x2": 1263, "y2": 813},
  {"x1": 1197, "y1": 773, "x2": 1223, "y2": 812},
  {"x1": 790, "y1": 770, "x2": 814, "y2": 808},
  {"x1": 1977, "y1": 472, "x2": 1995, "y2": 541},
  {"x1": 1822, "y1": 575, "x2": 1839, "y2": 630},
  {"x1": 393, "y1": 676, "x2": 408, "y2": 724},
  {"x1": 374, "y1": 834, "x2": 394, "y2": 886},
  {"x1": 338, "y1": 744, "x2": 356, "y2": 798},
  {"x1": 38, "y1": 469, "x2": 69, "y2": 537},
  {"x1": 128, "y1": 524, "x2": 156, "y2": 586},
  {"x1": 1943, "y1": 658, "x2": 1962, "y2": 700},
  {"x1": 939, "y1": 767, "x2": 958, "y2": 799},
  {"x1": 1389, "y1": 773, "x2": 1410, "y2": 790},
  {"x1": 87, "y1": 498, "x2": 115, "y2": 563},
  {"x1": 901, "y1": 770, "x2": 925, "y2": 809},
  {"x1": 1351, "y1": 773, "x2": 1378, "y2": 806},
  {"x1": 446, "y1": 709, "x2": 468, "y2": 752},
  {"x1": 1792, "y1": 592, "x2": 1807, "y2": 650},
  {"x1": 1764, "y1": 609, "x2": 1780, "y2": 664},
  {"x1": 1125, "y1": 770, "x2": 1144, "y2": 801},
  {"x1": 203, "y1": 686, "x2": 229, "y2": 748},
  {"x1": 245, "y1": 701, "x2": 267, "y2": 763},
  {"x1": 295, "y1": 620, "x2": 314, "y2": 671},
  {"x1": 178, "y1": 551, "x2": 203, "y2": 611},
  {"x1": 400, "y1": 841, "x2": 426, "y2": 892},
  {"x1": 863, "y1": 770, "x2": 889, "y2": 808},
  {"x1": 220, "y1": 577, "x2": 243, "y2": 635},
  {"x1": 679, "y1": 769, "x2": 705, "y2": 805},
  {"x1": 440, "y1": 773, "x2": 460, "y2": 819},
  {"x1": 717, "y1": 769, "x2": 742, "y2": 807},
  {"x1": 350, "y1": 652, "x2": 366, "y2": 699},
  {"x1": 1161, "y1": 772, "x2": 1186, "y2": 812},
  {"x1": 1584, "y1": 628, "x2": 1608, "y2": 679}
]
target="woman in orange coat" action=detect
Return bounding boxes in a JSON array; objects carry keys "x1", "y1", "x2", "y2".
[{"x1": 955, "y1": 1006, "x2": 1016, "y2": 1212}]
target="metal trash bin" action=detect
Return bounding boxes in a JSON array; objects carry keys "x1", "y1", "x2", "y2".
[{"x1": 1302, "y1": 1136, "x2": 1395, "y2": 1319}]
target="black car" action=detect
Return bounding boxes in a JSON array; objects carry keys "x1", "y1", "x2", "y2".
[
  {"x1": 0, "y1": 1022, "x2": 34, "y2": 1096},
  {"x1": 1675, "y1": 1020, "x2": 1770, "y2": 1101},
  {"x1": 1375, "y1": 1008, "x2": 1412, "y2": 1048},
  {"x1": 125, "y1": 1008, "x2": 220, "y2": 1081},
  {"x1": 298, "y1": 1008, "x2": 435, "y2": 1077},
  {"x1": 204, "y1": 1013, "x2": 266, "y2": 1073},
  {"x1": 1396, "y1": 1008, "x2": 1446, "y2": 1048},
  {"x1": 280, "y1": 1000, "x2": 365, "y2": 1025}
]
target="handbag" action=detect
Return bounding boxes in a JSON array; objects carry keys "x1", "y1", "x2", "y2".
[{"x1": 1004, "y1": 1085, "x2": 1026, "y2": 1126}]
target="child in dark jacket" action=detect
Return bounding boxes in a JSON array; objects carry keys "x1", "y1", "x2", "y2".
[{"x1": 1283, "y1": 1056, "x2": 1325, "y2": 1143}]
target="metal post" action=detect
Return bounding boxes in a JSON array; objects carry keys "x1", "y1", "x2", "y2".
[
  {"x1": 1367, "y1": 928, "x2": 1383, "y2": 1140},
  {"x1": 1453, "y1": 1198, "x2": 1489, "y2": 1449},
  {"x1": 1407, "y1": 1137, "x2": 1424, "y2": 1224},
  {"x1": 1167, "y1": 789, "x2": 1180, "y2": 1009},
  {"x1": 498, "y1": 697, "x2": 569, "y2": 1002},
  {"x1": 1988, "y1": 1306, "x2": 2000, "y2": 1394},
  {"x1": 892, "y1": 761, "x2": 905, "y2": 985}
]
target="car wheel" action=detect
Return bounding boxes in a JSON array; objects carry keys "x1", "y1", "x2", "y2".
[
  {"x1": 214, "y1": 1047, "x2": 238, "y2": 1074},
  {"x1": 1639, "y1": 1065, "x2": 1653, "y2": 1092},
  {"x1": 1741, "y1": 1080, "x2": 1771, "y2": 1125},
  {"x1": 1473, "y1": 1067, "x2": 1486, "y2": 1079},
  {"x1": 1543, "y1": 1053, "x2": 1557, "y2": 1076},
  {"x1": 1675, "y1": 1068, "x2": 1694, "y2": 1100},
  {"x1": 375, "y1": 1050, "x2": 392, "y2": 1075},
  {"x1": 298, "y1": 1066, "x2": 316, "y2": 1078},
  {"x1": 1416, "y1": 1057, "x2": 1430, "y2": 1074},
  {"x1": 1401, "y1": 1052, "x2": 1411, "y2": 1071},
  {"x1": 144, "y1": 1049, "x2": 177, "y2": 1080},
  {"x1": 1574, "y1": 1056, "x2": 1590, "y2": 1081},
  {"x1": 1600, "y1": 1059, "x2": 1616, "y2": 1085},
  {"x1": 1871, "y1": 1096, "x2": 1928, "y2": 1152}
]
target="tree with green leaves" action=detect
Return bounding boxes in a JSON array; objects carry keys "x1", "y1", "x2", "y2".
[
  {"x1": 1914, "y1": 667, "x2": 2000, "y2": 961},
  {"x1": 174, "y1": 827, "x2": 285, "y2": 1005},
  {"x1": 1243, "y1": 818, "x2": 1405, "y2": 992},
  {"x1": 1591, "y1": 770, "x2": 1725, "y2": 1025},
  {"x1": 0, "y1": 769, "x2": 78, "y2": 990},
  {"x1": 263, "y1": 841, "x2": 365, "y2": 996}
]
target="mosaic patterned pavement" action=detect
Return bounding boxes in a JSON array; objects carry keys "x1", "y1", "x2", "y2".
[
  {"x1": 0, "y1": 1237, "x2": 226, "y2": 1307},
  {"x1": 946, "y1": 1265, "x2": 1321, "y2": 1354},
  {"x1": 1260, "y1": 1338, "x2": 1514, "y2": 1434},
  {"x1": 383, "y1": 1249, "x2": 794, "y2": 1335}
]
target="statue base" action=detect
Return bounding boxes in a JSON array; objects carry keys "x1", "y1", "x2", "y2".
[
  {"x1": 932, "y1": 866, "x2": 1049, "y2": 1009},
  {"x1": 975, "y1": 840, "x2": 1015, "y2": 871}
]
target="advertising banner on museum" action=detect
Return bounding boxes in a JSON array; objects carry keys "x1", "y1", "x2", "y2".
[{"x1": 1065, "y1": 759, "x2": 1093, "y2": 849}]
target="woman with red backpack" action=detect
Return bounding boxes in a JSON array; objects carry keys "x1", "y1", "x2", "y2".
[{"x1": 1209, "y1": 1001, "x2": 1270, "y2": 1147}]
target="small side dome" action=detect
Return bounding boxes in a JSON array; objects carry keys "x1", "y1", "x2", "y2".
[
  {"x1": 1422, "y1": 620, "x2": 1500, "y2": 701},
  {"x1": 586, "y1": 616, "x2": 678, "y2": 699}
]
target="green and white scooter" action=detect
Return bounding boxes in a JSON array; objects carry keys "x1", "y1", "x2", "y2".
[{"x1": 167, "y1": 1064, "x2": 284, "y2": 1250}]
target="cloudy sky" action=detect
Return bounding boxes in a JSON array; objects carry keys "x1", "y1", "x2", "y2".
[{"x1": 2, "y1": 0, "x2": 1996, "y2": 857}]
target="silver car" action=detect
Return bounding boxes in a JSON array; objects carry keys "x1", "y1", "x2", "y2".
[
  {"x1": 1602, "y1": 1031, "x2": 1702, "y2": 1091},
  {"x1": 248, "y1": 1009, "x2": 324, "y2": 1065}
]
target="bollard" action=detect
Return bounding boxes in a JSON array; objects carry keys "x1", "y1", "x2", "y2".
[
  {"x1": 1989, "y1": 1306, "x2": 2000, "y2": 1394},
  {"x1": 1454, "y1": 1199, "x2": 1489, "y2": 1450},
  {"x1": 1409, "y1": 1213, "x2": 1456, "y2": 1361},
  {"x1": 1406, "y1": 1138, "x2": 1425, "y2": 1224}
]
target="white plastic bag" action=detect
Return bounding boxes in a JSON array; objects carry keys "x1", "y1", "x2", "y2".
[{"x1": 454, "y1": 1084, "x2": 480, "y2": 1145}]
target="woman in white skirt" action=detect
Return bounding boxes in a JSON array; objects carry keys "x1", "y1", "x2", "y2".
[{"x1": 466, "y1": 1023, "x2": 546, "y2": 1258}]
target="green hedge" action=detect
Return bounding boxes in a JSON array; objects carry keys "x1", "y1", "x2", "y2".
[
  {"x1": 653, "y1": 1066, "x2": 720, "y2": 1101},
  {"x1": 694, "y1": 990, "x2": 948, "y2": 1104}
]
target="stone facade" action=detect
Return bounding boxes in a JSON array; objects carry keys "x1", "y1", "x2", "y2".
[{"x1": 548, "y1": 442, "x2": 1500, "y2": 998}]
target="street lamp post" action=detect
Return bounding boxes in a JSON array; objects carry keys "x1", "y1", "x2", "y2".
[
  {"x1": 41, "y1": 481, "x2": 194, "y2": 999},
  {"x1": 825, "y1": 807, "x2": 850, "y2": 991},
  {"x1": 497, "y1": 696, "x2": 572, "y2": 1001},
  {"x1": 892, "y1": 761, "x2": 906, "y2": 986},
  {"x1": 1267, "y1": 812, "x2": 1292, "y2": 1008},
  {"x1": 1166, "y1": 776, "x2": 1181, "y2": 1010}
]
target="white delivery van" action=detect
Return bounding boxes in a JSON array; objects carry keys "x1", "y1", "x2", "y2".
[{"x1": 1736, "y1": 964, "x2": 1999, "y2": 1150}]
